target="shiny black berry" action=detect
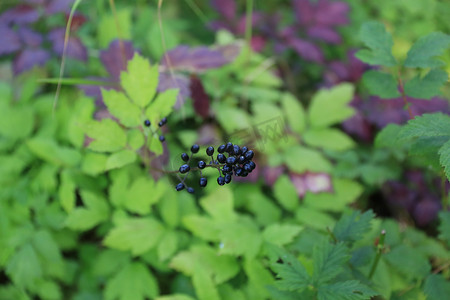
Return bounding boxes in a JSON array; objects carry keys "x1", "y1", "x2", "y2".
[
  {"x1": 233, "y1": 145, "x2": 240, "y2": 155},
  {"x1": 225, "y1": 142, "x2": 233, "y2": 153},
  {"x1": 217, "y1": 176, "x2": 225, "y2": 186},
  {"x1": 176, "y1": 183, "x2": 185, "y2": 191},
  {"x1": 222, "y1": 164, "x2": 232, "y2": 174},
  {"x1": 199, "y1": 177, "x2": 207, "y2": 187},
  {"x1": 179, "y1": 164, "x2": 190, "y2": 173},
  {"x1": 158, "y1": 117, "x2": 167, "y2": 127},
  {"x1": 144, "y1": 119, "x2": 151, "y2": 127},
  {"x1": 224, "y1": 173, "x2": 232, "y2": 184},
  {"x1": 226, "y1": 156, "x2": 236, "y2": 165},
  {"x1": 238, "y1": 155, "x2": 246, "y2": 164},
  {"x1": 187, "y1": 187, "x2": 195, "y2": 193},
  {"x1": 206, "y1": 146, "x2": 214, "y2": 156},
  {"x1": 244, "y1": 150, "x2": 254, "y2": 160},
  {"x1": 248, "y1": 161, "x2": 256, "y2": 170},
  {"x1": 243, "y1": 163, "x2": 252, "y2": 172},
  {"x1": 235, "y1": 167, "x2": 243, "y2": 176},
  {"x1": 191, "y1": 144, "x2": 199, "y2": 153},
  {"x1": 241, "y1": 146, "x2": 248, "y2": 154},
  {"x1": 181, "y1": 153, "x2": 189, "y2": 162},
  {"x1": 159, "y1": 135, "x2": 165, "y2": 142},
  {"x1": 198, "y1": 161, "x2": 206, "y2": 169},
  {"x1": 218, "y1": 144, "x2": 226, "y2": 153},
  {"x1": 217, "y1": 153, "x2": 226, "y2": 163}
]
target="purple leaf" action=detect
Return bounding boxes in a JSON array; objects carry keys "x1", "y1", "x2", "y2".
[
  {"x1": 293, "y1": 0, "x2": 315, "y2": 26},
  {"x1": 13, "y1": 48, "x2": 50, "y2": 74},
  {"x1": 190, "y1": 75, "x2": 210, "y2": 119},
  {"x1": 100, "y1": 40, "x2": 136, "y2": 80},
  {"x1": 413, "y1": 199, "x2": 440, "y2": 226},
  {"x1": 45, "y1": 0, "x2": 73, "y2": 14},
  {"x1": 0, "y1": 4, "x2": 40, "y2": 25},
  {"x1": 161, "y1": 45, "x2": 235, "y2": 72},
  {"x1": 307, "y1": 26, "x2": 341, "y2": 43},
  {"x1": 158, "y1": 73, "x2": 191, "y2": 109},
  {"x1": 315, "y1": 0, "x2": 349, "y2": 26},
  {"x1": 18, "y1": 27, "x2": 43, "y2": 47},
  {"x1": 263, "y1": 166, "x2": 286, "y2": 186},
  {"x1": 289, "y1": 172, "x2": 332, "y2": 198},
  {"x1": 0, "y1": 27, "x2": 22, "y2": 55},
  {"x1": 48, "y1": 28, "x2": 87, "y2": 61},
  {"x1": 210, "y1": 0, "x2": 236, "y2": 21},
  {"x1": 342, "y1": 109, "x2": 373, "y2": 142},
  {"x1": 77, "y1": 77, "x2": 115, "y2": 105},
  {"x1": 288, "y1": 37, "x2": 323, "y2": 63},
  {"x1": 324, "y1": 50, "x2": 370, "y2": 86}
]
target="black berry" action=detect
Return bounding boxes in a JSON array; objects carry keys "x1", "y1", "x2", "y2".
[
  {"x1": 199, "y1": 177, "x2": 207, "y2": 187},
  {"x1": 144, "y1": 119, "x2": 151, "y2": 127},
  {"x1": 181, "y1": 153, "x2": 189, "y2": 162},
  {"x1": 235, "y1": 167, "x2": 243, "y2": 177},
  {"x1": 217, "y1": 176, "x2": 225, "y2": 186},
  {"x1": 198, "y1": 161, "x2": 206, "y2": 169},
  {"x1": 159, "y1": 135, "x2": 165, "y2": 142},
  {"x1": 233, "y1": 145, "x2": 240, "y2": 155},
  {"x1": 187, "y1": 187, "x2": 195, "y2": 193},
  {"x1": 158, "y1": 117, "x2": 167, "y2": 127},
  {"x1": 238, "y1": 155, "x2": 246, "y2": 164},
  {"x1": 206, "y1": 146, "x2": 214, "y2": 156},
  {"x1": 217, "y1": 153, "x2": 226, "y2": 163},
  {"x1": 222, "y1": 164, "x2": 232, "y2": 174},
  {"x1": 176, "y1": 183, "x2": 185, "y2": 191},
  {"x1": 248, "y1": 161, "x2": 256, "y2": 170},
  {"x1": 179, "y1": 164, "x2": 190, "y2": 173},
  {"x1": 241, "y1": 146, "x2": 248, "y2": 154},
  {"x1": 226, "y1": 156, "x2": 236, "y2": 165},
  {"x1": 244, "y1": 150, "x2": 254, "y2": 160},
  {"x1": 224, "y1": 173, "x2": 232, "y2": 184},
  {"x1": 243, "y1": 163, "x2": 252, "y2": 172},
  {"x1": 225, "y1": 142, "x2": 233, "y2": 153},
  {"x1": 218, "y1": 144, "x2": 226, "y2": 153},
  {"x1": 191, "y1": 144, "x2": 199, "y2": 153}
]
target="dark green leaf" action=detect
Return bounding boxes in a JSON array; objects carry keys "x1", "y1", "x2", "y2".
[
  {"x1": 312, "y1": 242, "x2": 349, "y2": 285},
  {"x1": 438, "y1": 140, "x2": 450, "y2": 181},
  {"x1": 398, "y1": 113, "x2": 450, "y2": 139},
  {"x1": 271, "y1": 248, "x2": 311, "y2": 292},
  {"x1": 318, "y1": 280, "x2": 377, "y2": 300},
  {"x1": 404, "y1": 69, "x2": 448, "y2": 99},
  {"x1": 423, "y1": 274, "x2": 450, "y2": 300},
  {"x1": 438, "y1": 211, "x2": 450, "y2": 247},
  {"x1": 333, "y1": 210, "x2": 375, "y2": 244},
  {"x1": 404, "y1": 32, "x2": 450, "y2": 68},
  {"x1": 384, "y1": 245, "x2": 431, "y2": 280},
  {"x1": 362, "y1": 70, "x2": 400, "y2": 98}
]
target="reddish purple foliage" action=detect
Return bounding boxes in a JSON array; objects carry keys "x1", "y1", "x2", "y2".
[
  {"x1": 14, "y1": 49, "x2": 51, "y2": 74},
  {"x1": 100, "y1": 40, "x2": 136, "y2": 81},
  {"x1": 190, "y1": 75, "x2": 210, "y2": 119},
  {"x1": 289, "y1": 172, "x2": 333, "y2": 198},
  {"x1": 48, "y1": 28, "x2": 87, "y2": 61}
]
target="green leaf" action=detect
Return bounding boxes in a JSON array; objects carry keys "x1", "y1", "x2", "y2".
[
  {"x1": 439, "y1": 139, "x2": 450, "y2": 181},
  {"x1": 183, "y1": 215, "x2": 220, "y2": 240},
  {"x1": 58, "y1": 170, "x2": 76, "y2": 213},
  {"x1": 271, "y1": 248, "x2": 311, "y2": 292},
  {"x1": 273, "y1": 175, "x2": 299, "y2": 211},
  {"x1": 192, "y1": 268, "x2": 221, "y2": 300},
  {"x1": 145, "y1": 89, "x2": 178, "y2": 125},
  {"x1": 105, "y1": 262, "x2": 159, "y2": 300},
  {"x1": 404, "y1": 32, "x2": 450, "y2": 68},
  {"x1": 295, "y1": 207, "x2": 335, "y2": 230},
  {"x1": 103, "y1": 217, "x2": 164, "y2": 256},
  {"x1": 6, "y1": 243, "x2": 42, "y2": 288},
  {"x1": 0, "y1": 104, "x2": 34, "y2": 140},
  {"x1": 284, "y1": 146, "x2": 332, "y2": 173},
  {"x1": 157, "y1": 230, "x2": 178, "y2": 261},
  {"x1": 404, "y1": 69, "x2": 448, "y2": 99},
  {"x1": 384, "y1": 244, "x2": 431, "y2": 280},
  {"x1": 98, "y1": 9, "x2": 132, "y2": 48},
  {"x1": 398, "y1": 113, "x2": 450, "y2": 139},
  {"x1": 308, "y1": 83, "x2": 355, "y2": 128},
  {"x1": 124, "y1": 176, "x2": 163, "y2": 215},
  {"x1": 281, "y1": 93, "x2": 306, "y2": 134},
  {"x1": 375, "y1": 124, "x2": 403, "y2": 148},
  {"x1": 26, "y1": 138, "x2": 81, "y2": 167},
  {"x1": 156, "y1": 295, "x2": 196, "y2": 300},
  {"x1": 355, "y1": 21, "x2": 397, "y2": 66},
  {"x1": 148, "y1": 133, "x2": 164, "y2": 155},
  {"x1": 65, "y1": 191, "x2": 109, "y2": 231},
  {"x1": 102, "y1": 89, "x2": 142, "y2": 127},
  {"x1": 244, "y1": 259, "x2": 274, "y2": 299},
  {"x1": 92, "y1": 249, "x2": 130, "y2": 277},
  {"x1": 362, "y1": 70, "x2": 400, "y2": 98},
  {"x1": 312, "y1": 242, "x2": 349, "y2": 285},
  {"x1": 200, "y1": 186, "x2": 236, "y2": 222},
  {"x1": 105, "y1": 149, "x2": 137, "y2": 171},
  {"x1": 127, "y1": 129, "x2": 145, "y2": 150},
  {"x1": 263, "y1": 224, "x2": 303, "y2": 246},
  {"x1": 218, "y1": 218, "x2": 263, "y2": 259},
  {"x1": 120, "y1": 53, "x2": 159, "y2": 108},
  {"x1": 318, "y1": 280, "x2": 377, "y2": 300},
  {"x1": 303, "y1": 128, "x2": 355, "y2": 151},
  {"x1": 85, "y1": 119, "x2": 127, "y2": 152},
  {"x1": 81, "y1": 152, "x2": 108, "y2": 176},
  {"x1": 333, "y1": 210, "x2": 375, "y2": 244},
  {"x1": 438, "y1": 211, "x2": 450, "y2": 247},
  {"x1": 423, "y1": 274, "x2": 450, "y2": 300}
]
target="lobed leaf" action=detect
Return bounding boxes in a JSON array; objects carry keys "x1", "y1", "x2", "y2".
[
  {"x1": 333, "y1": 210, "x2": 375, "y2": 244},
  {"x1": 312, "y1": 242, "x2": 349, "y2": 285},
  {"x1": 398, "y1": 113, "x2": 450, "y2": 139},
  {"x1": 404, "y1": 32, "x2": 450, "y2": 68},
  {"x1": 102, "y1": 89, "x2": 142, "y2": 127},
  {"x1": 362, "y1": 70, "x2": 400, "y2": 99},
  {"x1": 423, "y1": 274, "x2": 450, "y2": 300},
  {"x1": 271, "y1": 248, "x2": 311, "y2": 292},
  {"x1": 318, "y1": 280, "x2": 377, "y2": 300},
  {"x1": 85, "y1": 119, "x2": 127, "y2": 152},
  {"x1": 404, "y1": 69, "x2": 448, "y2": 99}
]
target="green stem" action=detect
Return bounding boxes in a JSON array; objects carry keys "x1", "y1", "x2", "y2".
[{"x1": 368, "y1": 229, "x2": 386, "y2": 279}]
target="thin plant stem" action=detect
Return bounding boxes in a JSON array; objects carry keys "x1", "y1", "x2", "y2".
[
  {"x1": 397, "y1": 70, "x2": 413, "y2": 120},
  {"x1": 368, "y1": 229, "x2": 386, "y2": 279}
]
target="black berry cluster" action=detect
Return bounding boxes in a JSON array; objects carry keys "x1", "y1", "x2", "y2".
[
  {"x1": 174, "y1": 142, "x2": 256, "y2": 193},
  {"x1": 144, "y1": 117, "x2": 167, "y2": 142}
]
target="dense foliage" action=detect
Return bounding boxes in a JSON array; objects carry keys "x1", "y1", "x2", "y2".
[{"x1": 0, "y1": 0, "x2": 449, "y2": 299}]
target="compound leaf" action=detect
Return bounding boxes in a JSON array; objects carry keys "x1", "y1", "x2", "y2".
[
  {"x1": 312, "y1": 242, "x2": 349, "y2": 285},
  {"x1": 333, "y1": 210, "x2": 375, "y2": 244},
  {"x1": 362, "y1": 70, "x2": 400, "y2": 99},
  {"x1": 318, "y1": 280, "x2": 377, "y2": 300},
  {"x1": 404, "y1": 69, "x2": 448, "y2": 99},
  {"x1": 271, "y1": 248, "x2": 311, "y2": 292},
  {"x1": 85, "y1": 119, "x2": 127, "y2": 152},
  {"x1": 102, "y1": 89, "x2": 142, "y2": 127},
  {"x1": 404, "y1": 32, "x2": 450, "y2": 68},
  {"x1": 424, "y1": 274, "x2": 450, "y2": 300}
]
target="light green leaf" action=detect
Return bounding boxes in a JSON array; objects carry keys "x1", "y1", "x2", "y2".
[
  {"x1": 284, "y1": 146, "x2": 332, "y2": 173},
  {"x1": 124, "y1": 176, "x2": 162, "y2": 215},
  {"x1": 308, "y1": 83, "x2": 355, "y2": 128},
  {"x1": 218, "y1": 218, "x2": 263, "y2": 259},
  {"x1": 92, "y1": 249, "x2": 130, "y2": 277},
  {"x1": 127, "y1": 129, "x2": 145, "y2": 150},
  {"x1": 65, "y1": 191, "x2": 109, "y2": 231},
  {"x1": 105, "y1": 149, "x2": 137, "y2": 171},
  {"x1": 318, "y1": 280, "x2": 377, "y2": 300},
  {"x1": 103, "y1": 218, "x2": 164, "y2": 256},
  {"x1": 273, "y1": 175, "x2": 299, "y2": 211},
  {"x1": 0, "y1": 104, "x2": 34, "y2": 140},
  {"x1": 214, "y1": 103, "x2": 252, "y2": 133},
  {"x1": 303, "y1": 128, "x2": 355, "y2": 151},
  {"x1": 423, "y1": 274, "x2": 450, "y2": 300},
  {"x1": 312, "y1": 242, "x2": 349, "y2": 285},
  {"x1": 58, "y1": 170, "x2": 76, "y2": 213},
  {"x1": 145, "y1": 89, "x2": 178, "y2": 125},
  {"x1": 244, "y1": 259, "x2": 274, "y2": 299},
  {"x1": 102, "y1": 89, "x2": 142, "y2": 127},
  {"x1": 6, "y1": 243, "x2": 42, "y2": 288},
  {"x1": 85, "y1": 119, "x2": 127, "y2": 152},
  {"x1": 404, "y1": 32, "x2": 450, "y2": 68},
  {"x1": 183, "y1": 215, "x2": 220, "y2": 241},
  {"x1": 404, "y1": 69, "x2": 448, "y2": 99},
  {"x1": 98, "y1": 9, "x2": 132, "y2": 48},
  {"x1": 362, "y1": 70, "x2": 400, "y2": 99},
  {"x1": 27, "y1": 138, "x2": 81, "y2": 167},
  {"x1": 355, "y1": 21, "x2": 397, "y2": 66},
  {"x1": 263, "y1": 224, "x2": 303, "y2": 246},
  {"x1": 81, "y1": 152, "x2": 108, "y2": 176},
  {"x1": 157, "y1": 230, "x2": 178, "y2": 261},
  {"x1": 148, "y1": 133, "x2": 164, "y2": 155},
  {"x1": 295, "y1": 207, "x2": 335, "y2": 229},
  {"x1": 121, "y1": 53, "x2": 159, "y2": 108},
  {"x1": 105, "y1": 262, "x2": 159, "y2": 300},
  {"x1": 156, "y1": 295, "x2": 196, "y2": 300},
  {"x1": 200, "y1": 186, "x2": 236, "y2": 222},
  {"x1": 192, "y1": 268, "x2": 221, "y2": 300},
  {"x1": 281, "y1": 93, "x2": 306, "y2": 134}
]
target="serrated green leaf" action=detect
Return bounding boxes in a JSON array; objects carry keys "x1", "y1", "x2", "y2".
[
  {"x1": 271, "y1": 247, "x2": 310, "y2": 292},
  {"x1": 423, "y1": 274, "x2": 450, "y2": 300},
  {"x1": 375, "y1": 124, "x2": 403, "y2": 148},
  {"x1": 102, "y1": 89, "x2": 142, "y2": 127},
  {"x1": 156, "y1": 295, "x2": 196, "y2": 300},
  {"x1": 362, "y1": 70, "x2": 400, "y2": 99},
  {"x1": 218, "y1": 218, "x2": 262, "y2": 259},
  {"x1": 0, "y1": 104, "x2": 34, "y2": 140},
  {"x1": 404, "y1": 69, "x2": 448, "y2": 99},
  {"x1": 121, "y1": 53, "x2": 159, "y2": 108},
  {"x1": 399, "y1": 113, "x2": 450, "y2": 139},
  {"x1": 92, "y1": 249, "x2": 130, "y2": 277},
  {"x1": 98, "y1": 9, "x2": 132, "y2": 48},
  {"x1": 333, "y1": 210, "x2": 375, "y2": 244},
  {"x1": 192, "y1": 268, "x2": 221, "y2": 300},
  {"x1": 157, "y1": 230, "x2": 178, "y2": 261},
  {"x1": 6, "y1": 243, "x2": 42, "y2": 288},
  {"x1": 148, "y1": 133, "x2": 164, "y2": 155},
  {"x1": 404, "y1": 32, "x2": 450, "y2": 68},
  {"x1": 214, "y1": 104, "x2": 252, "y2": 133},
  {"x1": 58, "y1": 170, "x2": 76, "y2": 213},
  {"x1": 27, "y1": 138, "x2": 81, "y2": 167},
  {"x1": 145, "y1": 89, "x2": 178, "y2": 125},
  {"x1": 384, "y1": 245, "x2": 431, "y2": 280},
  {"x1": 244, "y1": 259, "x2": 274, "y2": 299},
  {"x1": 355, "y1": 21, "x2": 397, "y2": 66},
  {"x1": 200, "y1": 186, "x2": 236, "y2": 222},
  {"x1": 273, "y1": 175, "x2": 299, "y2": 211},
  {"x1": 318, "y1": 280, "x2": 377, "y2": 300},
  {"x1": 295, "y1": 207, "x2": 335, "y2": 229},
  {"x1": 65, "y1": 191, "x2": 109, "y2": 231},
  {"x1": 103, "y1": 218, "x2": 164, "y2": 256},
  {"x1": 124, "y1": 176, "x2": 162, "y2": 215},
  {"x1": 182, "y1": 215, "x2": 220, "y2": 240},
  {"x1": 105, "y1": 149, "x2": 137, "y2": 171},
  {"x1": 284, "y1": 146, "x2": 332, "y2": 173},
  {"x1": 81, "y1": 152, "x2": 108, "y2": 176},
  {"x1": 85, "y1": 119, "x2": 127, "y2": 152},
  {"x1": 105, "y1": 262, "x2": 159, "y2": 300},
  {"x1": 312, "y1": 242, "x2": 349, "y2": 285},
  {"x1": 303, "y1": 128, "x2": 355, "y2": 151},
  {"x1": 263, "y1": 224, "x2": 303, "y2": 246},
  {"x1": 439, "y1": 139, "x2": 450, "y2": 181},
  {"x1": 409, "y1": 136, "x2": 446, "y2": 169},
  {"x1": 308, "y1": 83, "x2": 355, "y2": 128},
  {"x1": 438, "y1": 211, "x2": 450, "y2": 247},
  {"x1": 127, "y1": 129, "x2": 145, "y2": 150},
  {"x1": 281, "y1": 93, "x2": 306, "y2": 134}
]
